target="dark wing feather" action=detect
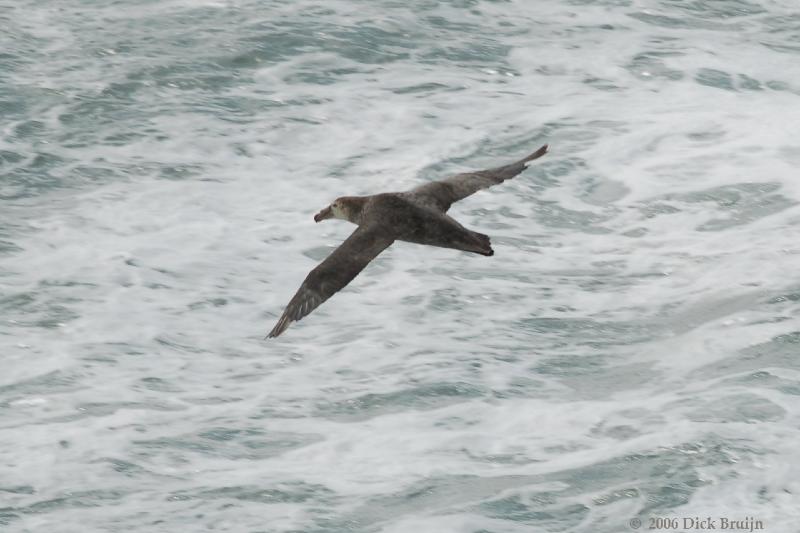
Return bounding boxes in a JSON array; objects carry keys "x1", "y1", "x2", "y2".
[
  {"x1": 267, "y1": 224, "x2": 394, "y2": 338},
  {"x1": 406, "y1": 144, "x2": 548, "y2": 212}
]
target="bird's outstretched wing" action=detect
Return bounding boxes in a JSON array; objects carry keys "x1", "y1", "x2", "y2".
[
  {"x1": 406, "y1": 144, "x2": 548, "y2": 212},
  {"x1": 267, "y1": 223, "x2": 395, "y2": 338}
]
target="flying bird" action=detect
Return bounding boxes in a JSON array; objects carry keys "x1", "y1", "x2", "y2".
[{"x1": 267, "y1": 144, "x2": 549, "y2": 338}]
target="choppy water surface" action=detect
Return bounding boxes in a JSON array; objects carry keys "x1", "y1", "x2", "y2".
[{"x1": 2, "y1": 0, "x2": 800, "y2": 531}]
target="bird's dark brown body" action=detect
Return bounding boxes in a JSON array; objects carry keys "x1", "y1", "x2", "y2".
[
  {"x1": 363, "y1": 194, "x2": 493, "y2": 256},
  {"x1": 268, "y1": 144, "x2": 549, "y2": 338}
]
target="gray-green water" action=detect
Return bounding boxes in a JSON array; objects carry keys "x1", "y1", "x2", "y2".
[{"x1": 2, "y1": 0, "x2": 800, "y2": 531}]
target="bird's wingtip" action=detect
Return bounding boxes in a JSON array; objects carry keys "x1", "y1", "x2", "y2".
[
  {"x1": 519, "y1": 144, "x2": 549, "y2": 165},
  {"x1": 266, "y1": 315, "x2": 290, "y2": 339},
  {"x1": 530, "y1": 143, "x2": 549, "y2": 159}
]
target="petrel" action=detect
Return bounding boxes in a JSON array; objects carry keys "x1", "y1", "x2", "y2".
[{"x1": 267, "y1": 144, "x2": 549, "y2": 338}]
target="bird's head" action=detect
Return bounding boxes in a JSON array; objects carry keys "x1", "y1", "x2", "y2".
[{"x1": 314, "y1": 196, "x2": 364, "y2": 224}]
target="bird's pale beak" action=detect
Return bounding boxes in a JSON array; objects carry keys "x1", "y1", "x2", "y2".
[{"x1": 314, "y1": 205, "x2": 332, "y2": 222}]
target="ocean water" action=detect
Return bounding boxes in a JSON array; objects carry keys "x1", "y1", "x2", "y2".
[{"x1": 2, "y1": 0, "x2": 800, "y2": 531}]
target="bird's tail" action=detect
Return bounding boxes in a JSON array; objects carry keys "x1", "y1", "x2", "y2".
[{"x1": 466, "y1": 231, "x2": 494, "y2": 256}]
